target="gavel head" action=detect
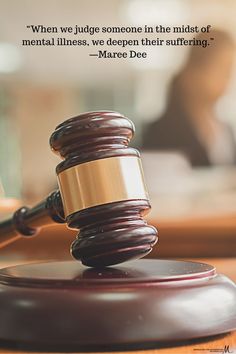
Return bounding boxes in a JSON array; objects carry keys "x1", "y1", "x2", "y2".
[{"x1": 50, "y1": 111, "x2": 157, "y2": 267}]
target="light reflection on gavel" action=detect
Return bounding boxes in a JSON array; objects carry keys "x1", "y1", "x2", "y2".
[{"x1": 0, "y1": 111, "x2": 157, "y2": 267}]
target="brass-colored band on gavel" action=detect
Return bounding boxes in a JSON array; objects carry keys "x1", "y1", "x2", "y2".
[{"x1": 57, "y1": 156, "x2": 149, "y2": 217}]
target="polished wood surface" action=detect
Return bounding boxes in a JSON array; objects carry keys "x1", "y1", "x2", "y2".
[
  {"x1": 1, "y1": 211, "x2": 236, "y2": 262},
  {"x1": 2, "y1": 260, "x2": 234, "y2": 347},
  {"x1": 0, "y1": 258, "x2": 235, "y2": 353},
  {"x1": 0, "y1": 333, "x2": 235, "y2": 354},
  {"x1": 149, "y1": 213, "x2": 236, "y2": 258}
]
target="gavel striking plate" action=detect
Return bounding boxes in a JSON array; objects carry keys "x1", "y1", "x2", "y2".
[{"x1": 0, "y1": 111, "x2": 235, "y2": 349}]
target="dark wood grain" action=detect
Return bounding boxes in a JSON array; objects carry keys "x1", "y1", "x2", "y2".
[
  {"x1": 50, "y1": 111, "x2": 158, "y2": 267},
  {"x1": 0, "y1": 190, "x2": 65, "y2": 247},
  {"x1": 0, "y1": 111, "x2": 158, "y2": 267},
  {"x1": 0, "y1": 258, "x2": 235, "y2": 353},
  {"x1": 0, "y1": 259, "x2": 235, "y2": 350}
]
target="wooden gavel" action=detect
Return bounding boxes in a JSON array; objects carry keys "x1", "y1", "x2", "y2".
[{"x1": 0, "y1": 111, "x2": 157, "y2": 267}]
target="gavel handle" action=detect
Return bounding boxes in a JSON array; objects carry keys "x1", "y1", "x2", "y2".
[{"x1": 0, "y1": 190, "x2": 65, "y2": 248}]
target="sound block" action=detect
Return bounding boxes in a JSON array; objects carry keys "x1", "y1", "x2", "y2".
[{"x1": 0, "y1": 259, "x2": 236, "y2": 349}]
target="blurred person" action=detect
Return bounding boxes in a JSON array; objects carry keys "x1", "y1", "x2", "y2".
[{"x1": 143, "y1": 30, "x2": 236, "y2": 166}]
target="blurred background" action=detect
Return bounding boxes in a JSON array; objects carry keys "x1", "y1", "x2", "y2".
[{"x1": 0, "y1": 0, "x2": 236, "y2": 263}]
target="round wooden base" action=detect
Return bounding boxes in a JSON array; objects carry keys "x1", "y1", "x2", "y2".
[{"x1": 0, "y1": 259, "x2": 235, "y2": 349}]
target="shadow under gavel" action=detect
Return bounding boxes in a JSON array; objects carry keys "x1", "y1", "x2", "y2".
[{"x1": 0, "y1": 111, "x2": 157, "y2": 267}]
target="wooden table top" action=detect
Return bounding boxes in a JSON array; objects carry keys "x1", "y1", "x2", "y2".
[{"x1": 0, "y1": 258, "x2": 235, "y2": 354}]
